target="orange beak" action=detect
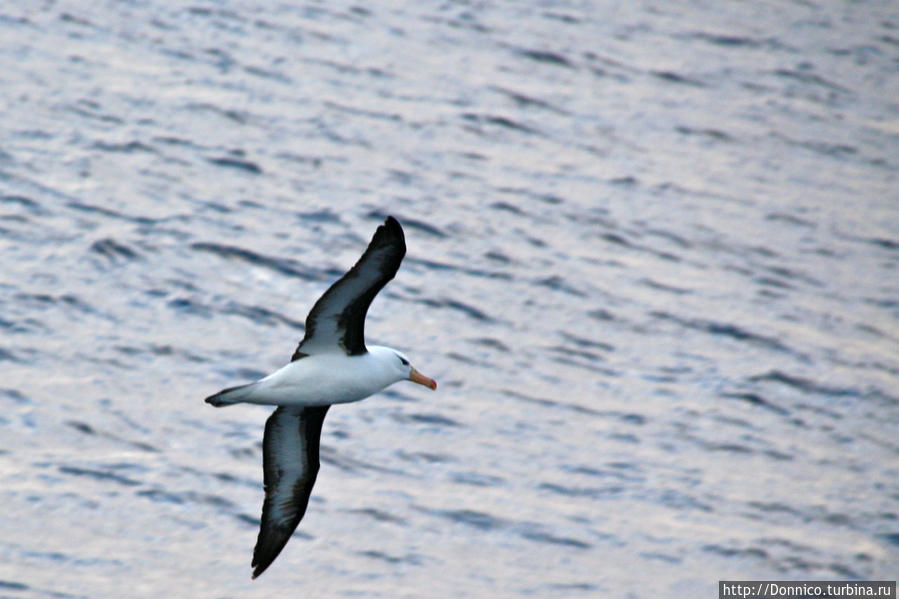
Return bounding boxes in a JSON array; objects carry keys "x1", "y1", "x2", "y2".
[{"x1": 409, "y1": 368, "x2": 437, "y2": 391}]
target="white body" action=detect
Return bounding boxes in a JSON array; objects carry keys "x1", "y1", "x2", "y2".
[{"x1": 227, "y1": 345, "x2": 410, "y2": 407}]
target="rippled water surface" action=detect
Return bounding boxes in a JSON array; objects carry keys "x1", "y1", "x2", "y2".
[{"x1": 1, "y1": 2, "x2": 898, "y2": 597}]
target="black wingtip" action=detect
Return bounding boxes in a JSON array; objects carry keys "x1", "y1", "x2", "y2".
[
  {"x1": 382, "y1": 215, "x2": 403, "y2": 236},
  {"x1": 368, "y1": 214, "x2": 405, "y2": 251},
  {"x1": 250, "y1": 531, "x2": 286, "y2": 579},
  {"x1": 250, "y1": 542, "x2": 274, "y2": 580},
  {"x1": 363, "y1": 212, "x2": 404, "y2": 245}
]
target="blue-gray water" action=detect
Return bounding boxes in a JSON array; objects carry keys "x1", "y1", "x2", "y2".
[{"x1": 1, "y1": 2, "x2": 897, "y2": 597}]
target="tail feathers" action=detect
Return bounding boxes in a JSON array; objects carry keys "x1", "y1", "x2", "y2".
[{"x1": 205, "y1": 383, "x2": 254, "y2": 407}]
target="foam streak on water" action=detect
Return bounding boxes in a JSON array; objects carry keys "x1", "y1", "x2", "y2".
[{"x1": 1, "y1": 2, "x2": 897, "y2": 597}]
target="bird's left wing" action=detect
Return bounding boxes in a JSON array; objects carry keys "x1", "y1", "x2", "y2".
[
  {"x1": 252, "y1": 405, "x2": 330, "y2": 579},
  {"x1": 292, "y1": 216, "x2": 406, "y2": 358}
]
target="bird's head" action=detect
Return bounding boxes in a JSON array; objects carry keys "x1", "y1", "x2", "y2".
[
  {"x1": 370, "y1": 346, "x2": 437, "y2": 390},
  {"x1": 395, "y1": 350, "x2": 437, "y2": 391}
]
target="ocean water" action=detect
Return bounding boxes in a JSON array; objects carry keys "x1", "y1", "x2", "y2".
[{"x1": 1, "y1": 1, "x2": 897, "y2": 597}]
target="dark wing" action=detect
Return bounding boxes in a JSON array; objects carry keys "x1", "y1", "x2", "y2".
[
  {"x1": 252, "y1": 405, "x2": 330, "y2": 579},
  {"x1": 292, "y1": 216, "x2": 405, "y2": 359}
]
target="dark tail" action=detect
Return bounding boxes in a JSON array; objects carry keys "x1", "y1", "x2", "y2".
[{"x1": 204, "y1": 383, "x2": 254, "y2": 408}]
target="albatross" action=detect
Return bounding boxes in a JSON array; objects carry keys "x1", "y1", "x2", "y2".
[{"x1": 204, "y1": 216, "x2": 437, "y2": 579}]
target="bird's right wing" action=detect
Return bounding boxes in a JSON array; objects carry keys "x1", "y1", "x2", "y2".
[{"x1": 251, "y1": 405, "x2": 330, "y2": 579}]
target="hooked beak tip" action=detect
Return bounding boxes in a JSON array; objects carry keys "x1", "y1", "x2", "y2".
[{"x1": 409, "y1": 368, "x2": 437, "y2": 391}]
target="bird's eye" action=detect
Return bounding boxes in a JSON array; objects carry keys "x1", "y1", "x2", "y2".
[{"x1": 398, "y1": 355, "x2": 409, "y2": 366}]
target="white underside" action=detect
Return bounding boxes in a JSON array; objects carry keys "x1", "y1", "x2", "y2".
[{"x1": 233, "y1": 346, "x2": 406, "y2": 407}]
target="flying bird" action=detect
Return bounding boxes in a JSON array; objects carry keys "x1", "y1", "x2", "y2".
[{"x1": 204, "y1": 216, "x2": 437, "y2": 579}]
